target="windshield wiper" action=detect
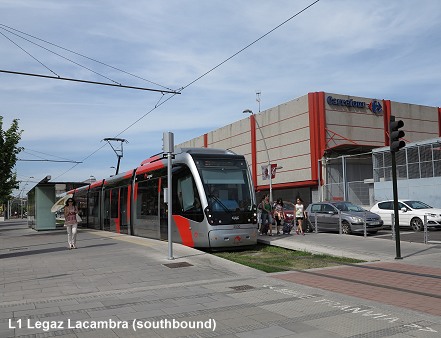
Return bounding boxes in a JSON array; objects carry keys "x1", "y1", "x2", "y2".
[{"x1": 208, "y1": 195, "x2": 232, "y2": 214}]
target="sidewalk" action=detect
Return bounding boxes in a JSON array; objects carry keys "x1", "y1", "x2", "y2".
[
  {"x1": 1, "y1": 220, "x2": 440, "y2": 337},
  {"x1": 257, "y1": 231, "x2": 441, "y2": 266}
]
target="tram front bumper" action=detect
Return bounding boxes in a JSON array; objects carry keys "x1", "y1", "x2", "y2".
[{"x1": 208, "y1": 228, "x2": 258, "y2": 248}]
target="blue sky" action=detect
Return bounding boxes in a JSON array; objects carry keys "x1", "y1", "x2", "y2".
[{"x1": 1, "y1": 0, "x2": 441, "y2": 196}]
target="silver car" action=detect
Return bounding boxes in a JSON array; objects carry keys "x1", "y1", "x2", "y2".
[{"x1": 305, "y1": 201, "x2": 383, "y2": 235}]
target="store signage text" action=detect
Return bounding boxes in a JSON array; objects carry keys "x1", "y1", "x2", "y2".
[{"x1": 327, "y1": 96, "x2": 366, "y2": 108}]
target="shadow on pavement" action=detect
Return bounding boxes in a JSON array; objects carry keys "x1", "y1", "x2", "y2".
[{"x1": 0, "y1": 242, "x2": 117, "y2": 259}]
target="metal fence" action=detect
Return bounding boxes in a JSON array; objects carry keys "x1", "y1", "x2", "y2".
[
  {"x1": 373, "y1": 141, "x2": 441, "y2": 182},
  {"x1": 320, "y1": 153, "x2": 373, "y2": 206}
]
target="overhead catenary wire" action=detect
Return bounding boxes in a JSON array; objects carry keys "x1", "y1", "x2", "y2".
[
  {"x1": 180, "y1": 0, "x2": 321, "y2": 91},
  {"x1": 18, "y1": 159, "x2": 83, "y2": 163},
  {"x1": 0, "y1": 25, "x2": 180, "y2": 93},
  {"x1": 18, "y1": 149, "x2": 82, "y2": 164},
  {"x1": 113, "y1": 1, "x2": 321, "y2": 140},
  {"x1": 113, "y1": 0, "x2": 321, "y2": 134},
  {"x1": 23, "y1": 148, "x2": 83, "y2": 163},
  {"x1": 0, "y1": 69, "x2": 180, "y2": 93},
  {"x1": 0, "y1": 30, "x2": 59, "y2": 77},
  {"x1": 0, "y1": 23, "x2": 175, "y2": 91}
]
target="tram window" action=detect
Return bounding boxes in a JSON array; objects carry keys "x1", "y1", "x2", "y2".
[
  {"x1": 173, "y1": 167, "x2": 203, "y2": 222},
  {"x1": 89, "y1": 191, "x2": 100, "y2": 217},
  {"x1": 179, "y1": 176, "x2": 195, "y2": 212},
  {"x1": 200, "y1": 167, "x2": 252, "y2": 211},
  {"x1": 200, "y1": 169, "x2": 245, "y2": 185},
  {"x1": 136, "y1": 179, "x2": 160, "y2": 217}
]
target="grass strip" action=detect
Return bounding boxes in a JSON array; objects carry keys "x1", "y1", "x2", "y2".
[{"x1": 213, "y1": 243, "x2": 364, "y2": 273}]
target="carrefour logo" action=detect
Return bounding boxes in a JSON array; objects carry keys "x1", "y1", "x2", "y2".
[
  {"x1": 368, "y1": 100, "x2": 383, "y2": 114},
  {"x1": 326, "y1": 96, "x2": 382, "y2": 115}
]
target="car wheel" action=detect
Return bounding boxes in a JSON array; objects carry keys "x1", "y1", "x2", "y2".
[
  {"x1": 410, "y1": 217, "x2": 423, "y2": 231},
  {"x1": 341, "y1": 221, "x2": 352, "y2": 235}
]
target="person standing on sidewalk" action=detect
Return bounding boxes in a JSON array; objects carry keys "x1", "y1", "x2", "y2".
[
  {"x1": 64, "y1": 198, "x2": 79, "y2": 249},
  {"x1": 295, "y1": 197, "x2": 305, "y2": 235},
  {"x1": 273, "y1": 198, "x2": 285, "y2": 235},
  {"x1": 258, "y1": 194, "x2": 273, "y2": 236}
]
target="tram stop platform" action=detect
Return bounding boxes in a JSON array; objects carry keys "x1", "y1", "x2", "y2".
[{"x1": 1, "y1": 220, "x2": 441, "y2": 338}]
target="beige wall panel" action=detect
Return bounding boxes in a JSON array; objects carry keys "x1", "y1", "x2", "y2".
[
  {"x1": 208, "y1": 119, "x2": 250, "y2": 151},
  {"x1": 327, "y1": 124, "x2": 385, "y2": 148},
  {"x1": 390, "y1": 102, "x2": 438, "y2": 142},
  {"x1": 254, "y1": 95, "x2": 312, "y2": 187},
  {"x1": 324, "y1": 93, "x2": 385, "y2": 149},
  {"x1": 231, "y1": 144, "x2": 251, "y2": 157},
  {"x1": 178, "y1": 136, "x2": 205, "y2": 149}
]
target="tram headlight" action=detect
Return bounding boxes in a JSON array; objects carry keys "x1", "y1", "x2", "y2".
[{"x1": 204, "y1": 206, "x2": 214, "y2": 223}]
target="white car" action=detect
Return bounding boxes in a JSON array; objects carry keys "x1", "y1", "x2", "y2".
[{"x1": 370, "y1": 200, "x2": 441, "y2": 231}]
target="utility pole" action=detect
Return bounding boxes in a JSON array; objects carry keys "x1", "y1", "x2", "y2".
[
  {"x1": 163, "y1": 131, "x2": 175, "y2": 260},
  {"x1": 389, "y1": 115, "x2": 406, "y2": 259},
  {"x1": 256, "y1": 91, "x2": 261, "y2": 112}
]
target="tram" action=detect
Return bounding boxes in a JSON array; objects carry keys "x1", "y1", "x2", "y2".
[{"x1": 70, "y1": 148, "x2": 258, "y2": 249}]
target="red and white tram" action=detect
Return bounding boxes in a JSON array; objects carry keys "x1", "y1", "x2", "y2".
[{"x1": 70, "y1": 148, "x2": 258, "y2": 249}]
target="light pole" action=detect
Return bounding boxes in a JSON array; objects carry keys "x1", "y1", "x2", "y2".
[{"x1": 243, "y1": 109, "x2": 273, "y2": 203}]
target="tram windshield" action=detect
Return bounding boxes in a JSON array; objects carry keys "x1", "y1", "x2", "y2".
[{"x1": 194, "y1": 157, "x2": 253, "y2": 212}]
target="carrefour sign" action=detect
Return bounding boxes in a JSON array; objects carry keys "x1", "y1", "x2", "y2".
[
  {"x1": 327, "y1": 96, "x2": 366, "y2": 108},
  {"x1": 327, "y1": 96, "x2": 382, "y2": 114}
]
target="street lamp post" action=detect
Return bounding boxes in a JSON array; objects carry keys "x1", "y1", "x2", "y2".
[{"x1": 243, "y1": 109, "x2": 273, "y2": 203}]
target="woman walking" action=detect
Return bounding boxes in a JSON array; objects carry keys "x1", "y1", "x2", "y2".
[
  {"x1": 273, "y1": 198, "x2": 285, "y2": 235},
  {"x1": 64, "y1": 198, "x2": 79, "y2": 249},
  {"x1": 295, "y1": 197, "x2": 305, "y2": 235}
]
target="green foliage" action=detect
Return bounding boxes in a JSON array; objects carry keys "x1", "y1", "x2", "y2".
[
  {"x1": 214, "y1": 243, "x2": 364, "y2": 273},
  {"x1": 0, "y1": 116, "x2": 23, "y2": 204}
]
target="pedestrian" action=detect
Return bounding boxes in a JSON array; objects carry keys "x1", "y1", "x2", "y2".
[
  {"x1": 258, "y1": 194, "x2": 273, "y2": 236},
  {"x1": 257, "y1": 196, "x2": 264, "y2": 232},
  {"x1": 295, "y1": 197, "x2": 305, "y2": 235},
  {"x1": 273, "y1": 198, "x2": 285, "y2": 235},
  {"x1": 64, "y1": 198, "x2": 79, "y2": 249}
]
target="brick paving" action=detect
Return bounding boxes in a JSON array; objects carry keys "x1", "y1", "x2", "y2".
[{"x1": 274, "y1": 262, "x2": 441, "y2": 316}]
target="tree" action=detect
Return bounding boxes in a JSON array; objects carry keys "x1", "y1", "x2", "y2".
[{"x1": 0, "y1": 117, "x2": 23, "y2": 206}]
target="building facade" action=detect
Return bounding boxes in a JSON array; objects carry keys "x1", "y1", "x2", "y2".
[{"x1": 178, "y1": 92, "x2": 441, "y2": 206}]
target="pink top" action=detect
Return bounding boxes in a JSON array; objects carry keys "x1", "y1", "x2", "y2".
[{"x1": 64, "y1": 206, "x2": 78, "y2": 226}]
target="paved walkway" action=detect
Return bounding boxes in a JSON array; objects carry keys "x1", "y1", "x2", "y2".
[
  {"x1": 258, "y1": 231, "x2": 441, "y2": 264},
  {"x1": 1, "y1": 220, "x2": 440, "y2": 337}
]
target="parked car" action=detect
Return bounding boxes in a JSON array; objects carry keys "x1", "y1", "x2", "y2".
[
  {"x1": 370, "y1": 200, "x2": 441, "y2": 231},
  {"x1": 305, "y1": 201, "x2": 383, "y2": 235}
]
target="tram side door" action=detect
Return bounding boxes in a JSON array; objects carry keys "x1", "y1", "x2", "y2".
[
  {"x1": 120, "y1": 186, "x2": 129, "y2": 234},
  {"x1": 103, "y1": 189, "x2": 111, "y2": 231},
  {"x1": 159, "y1": 177, "x2": 168, "y2": 240}
]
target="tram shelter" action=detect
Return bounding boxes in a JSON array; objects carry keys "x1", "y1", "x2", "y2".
[{"x1": 27, "y1": 176, "x2": 85, "y2": 231}]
